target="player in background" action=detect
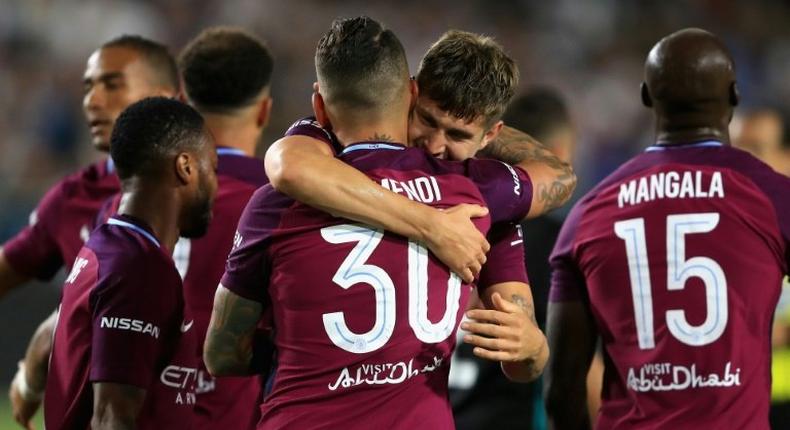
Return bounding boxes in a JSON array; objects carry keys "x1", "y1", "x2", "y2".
[
  {"x1": 204, "y1": 17, "x2": 544, "y2": 428},
  {"x1": 545, "y1": 28, "x2": 790, "y2": 429},
  {"x1": 177, "y1": 27, "x2": 272, "y2": 430},
  {"x1": 264, "y1": 31, "x2": 576, "y2": 285},
  {"x1": 449, "y1": 87, "x2": 591, "y2": 430},
  {"x1": 45, "y1": 97, "x2": 217, "y2": 429},
  {"x1": 731, "y1": 108, "x2": 790, "y2": 176},
  {"x1": 7, "y1": 35, "x2": 179, "y2": 429},
  {"x1": 731, "y1": 108, "x2": 790, "y2": 428}
]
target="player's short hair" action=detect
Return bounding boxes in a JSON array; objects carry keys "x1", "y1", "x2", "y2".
[
  {"x1": 503, "y1": 87, "x2": 571, "y2": 143},
  {"x1": 110, "y1": 97, "x2": 206, "y2": 180},
  {"x1": 315, "y1": 16, "x2": 409, "y2": 113},
  {"x1": 179, "y1": 27, "x2": 274, "y2": 113},
  {"x1": 101, "y1": 35, "x2": 180, "y2": 91},
  {"x1": 417, "y1": 30, "x2": 518, "y2": 127}
]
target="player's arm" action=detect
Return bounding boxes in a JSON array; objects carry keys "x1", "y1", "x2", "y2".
[
  {"x1": 477, "y1": 125, "x2": 577, "y2": 218},
  {"x1": 9, "y1": 309, "x2": 56, "y2": 429},
  {"x1": 544, "y1": 300, "x2": 597, "y2": 430},
  {"x1": 265, "y1": 135, "x2": 490, "y2": 282},
  {"x1": 204, "y1": 285, "x2": 273, "y2": 376},
  {"x1": 0, "y1": 250, "x2": 31, "y2": 298},
  {"x1": 462, "y1": 282, "x2": 548, "y2": 382},
  {"x1": 91, "y1": 382, "x2": 146, "y2": 430}
]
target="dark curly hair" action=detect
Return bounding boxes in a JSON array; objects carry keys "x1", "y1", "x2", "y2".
[
  {"x1": 179, "y1": 27, "x2": 274, "y2": 113},
  {"x1": 110, "y1": 97, "x2": 206, "y2": 180}
]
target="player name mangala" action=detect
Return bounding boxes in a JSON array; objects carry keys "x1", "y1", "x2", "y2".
[{"x1": 618, "y1": 170, "x2": 724, "y2": 208}]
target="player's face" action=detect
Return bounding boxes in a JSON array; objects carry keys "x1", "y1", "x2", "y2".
[
  {"x1": 82, "y1": 47, "x2": 166, "y2": 152},
  {"x1": 181, "y1": 134, "x2": 218, "y2": 239},
  {"x1": 409, "y1": 95, "x2": 487, "y2": 161}
]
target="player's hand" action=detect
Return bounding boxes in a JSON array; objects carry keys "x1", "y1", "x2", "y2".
[
  {"x1": 9, "y1": 362, "x2": 41, "y2": 430},
  {"x1": 423, "y1": 204, "x2": 490, "y2": 283},
  {"x1": 461, "y1": 292, "x2": 546, "y2": 362}
]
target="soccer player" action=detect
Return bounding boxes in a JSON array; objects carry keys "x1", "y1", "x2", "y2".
[
  {"x1": 8, "y1": 35, "x2": 179, "y2": 428},
  {"x1": 177, "y1": 27, "x2": 272, "y2": 429},
  {"x1": 731, "y1": 108, "x2": 790, "y2": 176},
  {"x1": 45, "y1": 97, "x2": 217, "y2": 430},
  {"x1": 204, "y1": 17, "x2": 543, "y2": 428},
  {"x1": 450, "y1": 87, "x2": 580, "y2": 430},
  {"x1": 545, "y1": 28, "x2": 790, "y2": 429}
]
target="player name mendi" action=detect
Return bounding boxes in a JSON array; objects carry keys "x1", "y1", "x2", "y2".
[
  {"x1": 380, "y1": 175, "x2": 443, "y2": 204},
  {"x1": 618, "y1": 170, "x2": 724, "y2": 208}
]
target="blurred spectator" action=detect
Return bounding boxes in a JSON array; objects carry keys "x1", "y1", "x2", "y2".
[{"x1": 731, "y1": 108, "x2": 790, "y2": 175}]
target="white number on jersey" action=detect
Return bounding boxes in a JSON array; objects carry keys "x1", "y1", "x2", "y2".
[
  {"x1": 615, "y1": 212, "x2": 728, "y2": 349},
  {"x1": 321, "y1": 224, "x2": 462, "y2": 354}
]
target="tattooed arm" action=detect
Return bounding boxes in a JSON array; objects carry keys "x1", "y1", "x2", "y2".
[
  {"x1": 477, "y1": 126, "x2": 577, "y2": 219},
  {"x1": 461, "y1": 281, "x2": 549, "y2": 382},
  {"x1": 204, "y1": 285, "x2": 267, "y2": 376},
  {"x1": 91, "y1": 382, "x2": 146, "y2": 430}
]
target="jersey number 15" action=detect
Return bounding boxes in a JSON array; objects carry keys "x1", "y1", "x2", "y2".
[{"x1": 615, "y1": 212, "x2": 727, "y2": 350}]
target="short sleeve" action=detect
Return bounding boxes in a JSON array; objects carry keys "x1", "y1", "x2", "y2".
[
  {"x1": 284, "y1": 117, "x2": 343, "y2": 155},
  {"x1": 221, "y1": 186, "x2": 292, "y2": 304},
  {"x1": 3, "y1": 185, "x2": 65, "y2": 280},
  {"x1": 548, "y1": 203, "x2": 586, "y2": 302},
  {"x1": 89, "y1": 260, "x2": 180, "y2": 387},
  {"x1": 478, "y1": 223, "x2": 529, "y2": 289},
  {"x1": 465, "y1": 159, "x2": 533, "y2": 224}
]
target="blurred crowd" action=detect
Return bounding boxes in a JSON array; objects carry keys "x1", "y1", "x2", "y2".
[{"x1": 4, "y1": 0, "x2": 790, "y2": 238}]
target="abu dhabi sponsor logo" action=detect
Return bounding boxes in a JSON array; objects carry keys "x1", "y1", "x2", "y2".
[
  {"x1": 99, "y1": 316, "x2": 160, "y2": 339},
  {"x1": 627, "y1": 361, "x2": 741, "y2": 392},
  {"x1": 328, "y1": 355, "x2": 445, "y2": 391},
  {"x1": 66, "y1": 257, "x2": 89, "y2": 284}
]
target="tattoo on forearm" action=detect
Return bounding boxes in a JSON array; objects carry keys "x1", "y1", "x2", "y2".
[
  {"x1": 205, "y1": 289, "x2": 263, "y2": 375},
  {"x1": 368, "y1": 133, "x2": 393, "y2": 142},
  {"x1": 511, "y1": 294, "x2": 537, "y2": 325},
  {"x1": 479, "y1": 126, "x2": 576, "y2": 212}
]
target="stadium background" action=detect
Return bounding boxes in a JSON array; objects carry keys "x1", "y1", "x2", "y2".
[{"x1": 1, "y1": 0, "x2": 789, "y2": 427}]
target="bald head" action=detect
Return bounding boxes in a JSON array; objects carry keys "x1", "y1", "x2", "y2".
[{"x1": 644, "y1": 28, "x2": 737, "y2": 112}]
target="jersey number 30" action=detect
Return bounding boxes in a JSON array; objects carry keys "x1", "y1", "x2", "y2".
[
  {"x1": 320, "y1": 224, "x2": 462, "y2": 354},
  {"x1": 615, "y1": 213, "x2": 727, "y2": 350}
]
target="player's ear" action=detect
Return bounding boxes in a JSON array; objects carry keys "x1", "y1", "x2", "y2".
[
  {"x1": 312, "y1": 87, "x2": 331, "y2": 129},
  {"x1": 175, "y1": 152, "x2": 193, "y2": 185},
  {"x1": 729, "y1": 82, "x2": 739, "y2": 107},
  {"x1": 480, "y1": 120, "x2": 504, "y2": 150},
  {"x1": 641, "y1": 82, "x2": 653, "y2": 108},
  {"x1": 257, "y1": 96, "x2": 273, "y2": 129}
]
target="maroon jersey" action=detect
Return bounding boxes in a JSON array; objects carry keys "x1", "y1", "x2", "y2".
[
  {"x1": 45, "y1": 215, "x2": 197, "y2": 430},
  {"x1": 175, "y1": 148, "x2": 268, "y2": 430},
  {"x1": 222, "y1": 142, "x2": 533, "y2": 429},
  {"x1": 4, "y1": 159, "x2": 119, "y2": 277},
  {"x1": 550, "y1": 141, "x2": 790, "y2": 429},
  {"x1": 283, "y1": 117, "x2": 530, "y2": 288}
]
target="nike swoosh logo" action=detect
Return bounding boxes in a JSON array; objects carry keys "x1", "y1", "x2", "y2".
[{"x1": 180, "y1": 320, "x2": 194, "y2": 333}]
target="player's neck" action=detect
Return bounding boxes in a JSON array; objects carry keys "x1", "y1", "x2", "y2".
[
  {"x1": 654, "y1": 116, "x2": 731, "y2": 146},
  {"x1": 202, "y1": 114, "x2": 259, "y2": 157},
  {"x1": 332, "y1": 120, "x2": 408, "y2": 147},
  {"x1": 116, "y1": 182, "x2": 181, "y2": 253}
]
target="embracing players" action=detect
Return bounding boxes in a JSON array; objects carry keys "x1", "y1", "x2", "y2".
[
  {"x1": 544, "y1": 28, "x2": 790, "y2": 429},
  {"x1": 204, "y1": 16, "x2": 564, "y2": 428}
]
